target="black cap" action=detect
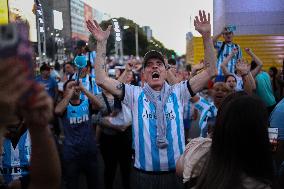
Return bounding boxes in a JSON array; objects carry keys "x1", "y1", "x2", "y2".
[
  {"x1": 143, "y1": 50, "x2": 165, "y2": 68},
  {"x1": 76, "y1": 40, "x2": 86, "y2": 49}
]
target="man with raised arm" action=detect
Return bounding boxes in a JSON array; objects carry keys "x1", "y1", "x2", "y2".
[{"x1": 86, "y1": 10, "x2": 216, "y2": 189}]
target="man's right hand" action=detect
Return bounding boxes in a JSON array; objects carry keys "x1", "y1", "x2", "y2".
[
  {"x1": 86, "y1": 20, "x2": 112, "y2": 42},
  {"x1": 65, "y1": 81, "x2": 76, "y2": 98}
]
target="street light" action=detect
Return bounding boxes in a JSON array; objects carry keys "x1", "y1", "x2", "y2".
[{"x1": 123, "y1": 26, "x2": 129, "y2": 30}]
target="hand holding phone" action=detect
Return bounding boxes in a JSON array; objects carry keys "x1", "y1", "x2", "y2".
[{"x1": 0, "y1": 23, "x2": 38, "y2": 125}]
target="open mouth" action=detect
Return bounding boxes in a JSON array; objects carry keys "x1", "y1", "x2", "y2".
[
  {"x1": 152, "y1": 71, "x2": 160, "y2": 80},
  {"x1": 215, "y1": 94, "x2": 224, "y2": 100}
]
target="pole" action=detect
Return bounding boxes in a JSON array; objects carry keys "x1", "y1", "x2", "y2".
[
  {"x1": 36, "y1": 13, "x2": 42, "y2": 63},
  {"x1": 115, "y1": 42, "x2": 118, "y2": 58},
  {"x1": 135, "y1": 25, "x2": 139, "y2": 57},
  {"x1": 120, "y1": 39, "x2": 123, "y2": 64}
]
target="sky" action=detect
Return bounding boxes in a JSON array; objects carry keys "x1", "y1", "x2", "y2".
[{"x1": 84, "y1": 0, "x2": 213, "y2": 55}]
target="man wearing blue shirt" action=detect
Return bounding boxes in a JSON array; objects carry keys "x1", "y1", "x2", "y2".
[
  {"x1": 213, "y1": 26, "x2": 242, "y2": 78},
  {"x1": 35, "y1": 64, "x2": 58, "y2": 101},
  {"x1": 55, "y1": 80, "x2": 102, "y2": 189}
]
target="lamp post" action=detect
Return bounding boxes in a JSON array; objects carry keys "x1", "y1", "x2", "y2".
[
  {"x1": 35, "y1": 0, "x2": 47, "y2": 63},
  {"x1": 112, "y1": 18, "x2": 123, "y2": 61},
  {"x1": 135, "y1": 25, "x2": 139, "y2": 57}
]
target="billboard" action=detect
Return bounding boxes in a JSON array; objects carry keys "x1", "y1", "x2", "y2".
[
  {"x1": 0, "y1": 0, "x2": 9, "y2": 24},
  {"x1": 53, "y1": 10, "x2": 63, "y2": 30},
  {"x1": 8, "y1": 0, "x2": 37, "y2": 42}
]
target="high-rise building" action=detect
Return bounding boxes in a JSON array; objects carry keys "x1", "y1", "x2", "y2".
[{"x1": 36, "y1": 0, "x2": 108, "y2": 61}]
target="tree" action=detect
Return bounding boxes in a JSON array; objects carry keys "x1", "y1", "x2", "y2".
[{"x1": 89, "y1": 17, "x2": 177, "y2": 57}]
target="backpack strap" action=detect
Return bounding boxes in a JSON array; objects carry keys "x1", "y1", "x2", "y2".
[{"x1": 102, "y1": 92, "x2": 112, "y2": 115}]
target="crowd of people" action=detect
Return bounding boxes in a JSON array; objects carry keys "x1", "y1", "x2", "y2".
[{"x1": 1, "y1": 9, "x2": 284, "y2": 189}]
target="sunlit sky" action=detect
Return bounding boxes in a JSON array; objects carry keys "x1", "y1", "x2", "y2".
[{"x1": 84, "y1": 0, "x2": 213, "y2": 55}]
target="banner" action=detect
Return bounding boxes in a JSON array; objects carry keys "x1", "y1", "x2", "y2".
[{"x1": 0, "y1": 0, "x2": 9, "y2": 24}]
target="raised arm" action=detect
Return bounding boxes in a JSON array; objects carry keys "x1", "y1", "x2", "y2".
[
  {"x1": 189, "y1": 60, "x2": 205, "y2": 79},
  {"x1": 220, "y1": 48, "x2": 238, "y2": 75},
  {"x1": 117, "y1": 60, "x2": 134, "y2": 83},
  {"x1": 190, "y1": 10, "x2": 217, "y2": 93},
  {"x1": 23, "y1": 87, "x2": 61, "y2": 189},
  {"x1": 86, "y1": 20, "x2": 124, "y2": 98},
  {"x1": 236, "y1": 59, "x2": 256, "y2": 94},
  {"x1": 245, "y1": 48, "x2": 263, "y2": 77},
  {"x1": 213, "y1": 27, "x2": 226, "y2": 45},
  {"x1": 54, "y1": 81, "x2": 74, "y2": 116}
]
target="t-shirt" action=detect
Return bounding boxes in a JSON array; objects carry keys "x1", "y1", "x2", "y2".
[
  {"x1": 255, "y1": 72, "x2": 276, "y2": 107},
  {"x1": 35, "y1": 75, "x2": 58, "y2": 98},
  {"x1": 62, "y1": 99, "x2": 96, "y2": 160},
  {"x1": 123, "y1": 81, "x2": 192, "y2": 171},
  {"x1": 0, "y1": 131, "x2": 31, "y2": 184},
  {"x1": 270, "y1": 98, "x2": 284, "y2": 140},
  {"x1": 215, "y1": 41, "x2": 242, "y2": 75}
]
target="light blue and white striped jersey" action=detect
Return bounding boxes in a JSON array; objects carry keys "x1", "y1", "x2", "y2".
[
  {"x1": 0, "y1": 131, "x2": 31, "y2": 184},
  {"x1": 215, "y1": 41, "x2": 242, "y2": 75},
  {"x1": 194, "y1": 96, "x2": 218, "y2": 137},
  {"x1": 234, "y1": 74, "x2": 244, "y2": 91},
  {"x1": 123, "y1": 81, "x2": 192, "y2": 171}
]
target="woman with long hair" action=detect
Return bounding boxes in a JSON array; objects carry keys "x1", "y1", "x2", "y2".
[{"x1": 195, "y1": 94, "x2": 274, "y2": 189}]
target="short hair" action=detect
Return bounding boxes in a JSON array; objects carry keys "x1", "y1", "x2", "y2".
[
  {"x1": 63, "y1": 79, "x2": 75, "y2": 91},
  {"x1": 40, "y1": 63, "x2": 50, "y2": 72}
]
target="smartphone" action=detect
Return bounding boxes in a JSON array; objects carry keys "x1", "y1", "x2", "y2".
[
  {"x1": 0, "y1": 23, "x2": 37, "y2": 105},
  {"x1": 0, "y1": 23, "x2": 34, "y2": 77}
]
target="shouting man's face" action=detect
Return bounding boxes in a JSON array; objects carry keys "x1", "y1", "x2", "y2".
[{"x1": 143, "y1": 58, "x2": 167, "y2": 91}]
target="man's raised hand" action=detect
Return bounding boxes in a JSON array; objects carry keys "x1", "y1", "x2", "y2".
[
  {"x1": 194, "y1": 10, "x2": 211, "y2": 37},
  {"x1": 86, "y1": 20, "x2": 112, "y2": 42}
]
